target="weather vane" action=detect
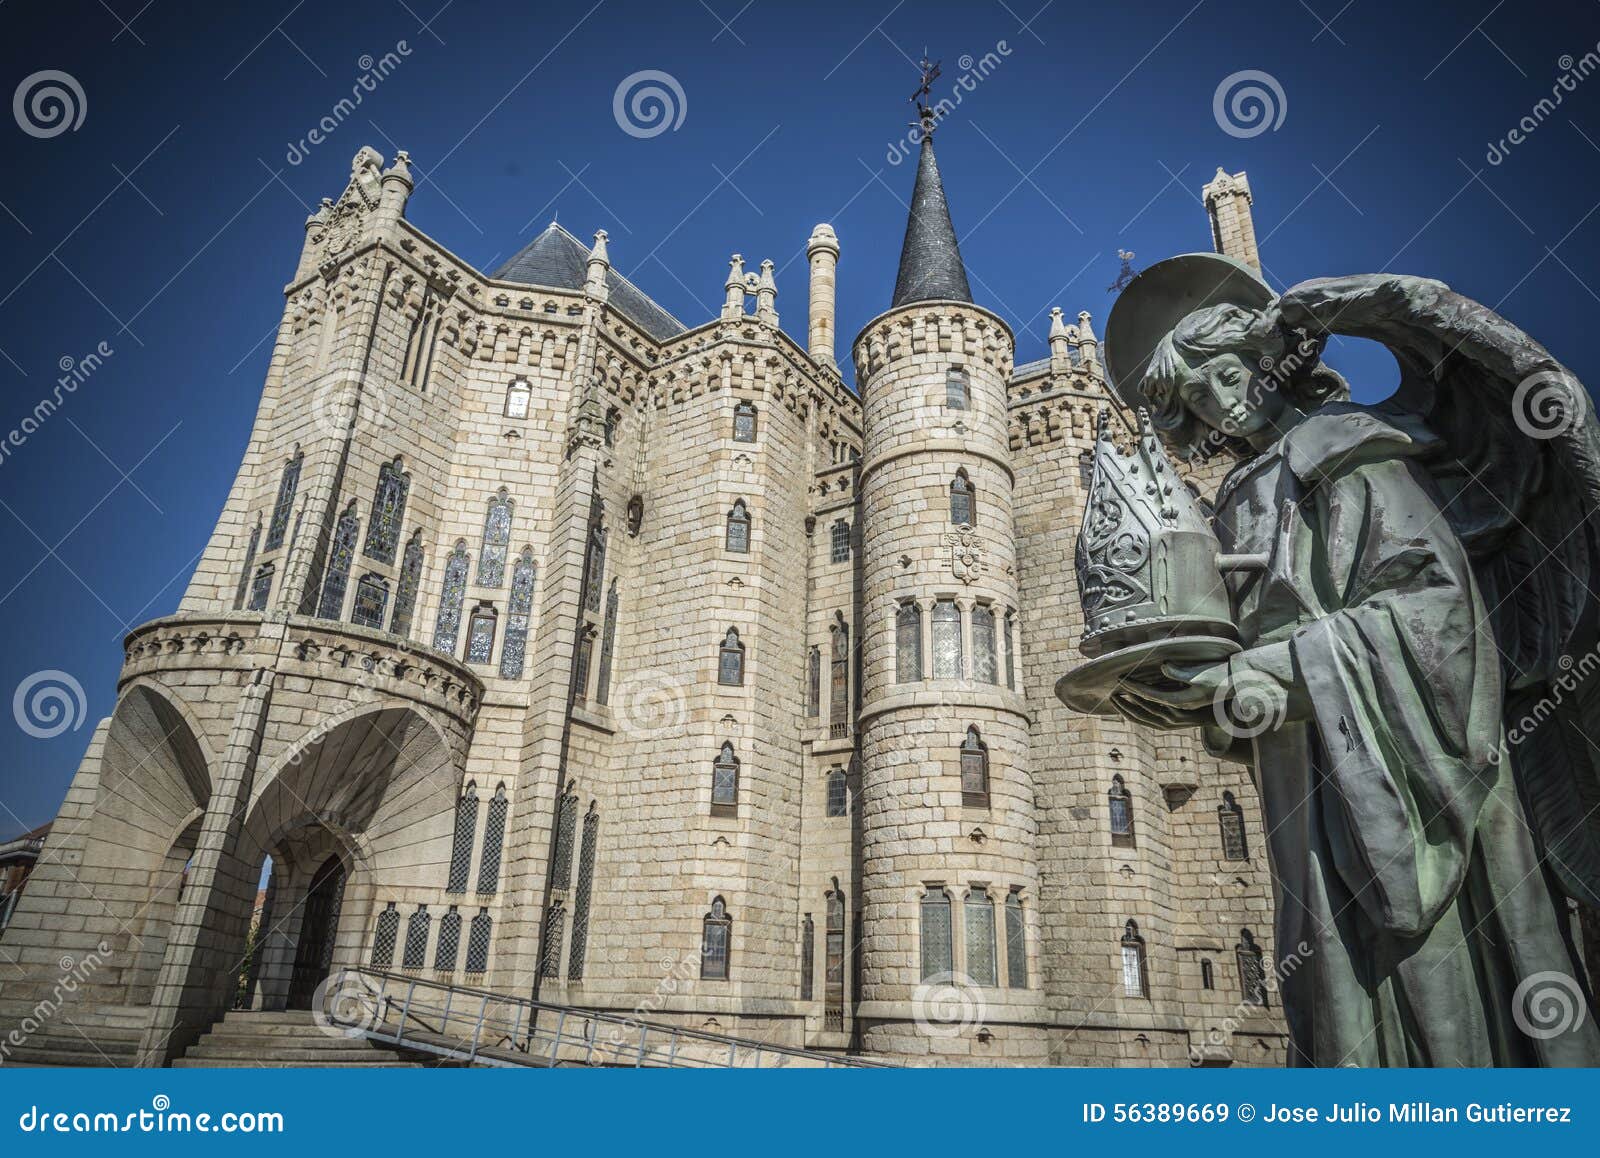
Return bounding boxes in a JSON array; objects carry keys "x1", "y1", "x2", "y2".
[
  {"x1": 911, "y1": 53, "x2": 942, "y2": 120},
  {"x1": 1107, "y1": 249, "x2": 1138, "y2": 294}
]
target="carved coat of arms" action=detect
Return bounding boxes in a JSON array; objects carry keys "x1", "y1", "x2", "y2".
[{"x1": 944, "y1": 527, "x2": 984, "y2": 583}]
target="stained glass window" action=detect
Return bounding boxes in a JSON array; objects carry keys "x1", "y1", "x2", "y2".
[
  {"x1": 465, "y1": 910, "x2": 492, "y2": 973},
  {"x1": 1109, "y1": 776, "x2": 1135, "y2": 847},
  {"x1": 477, "y1": 785, "x2": 507, "y2": 894},
  {"x1": 466, "y1": 604, "x2": 498, "y2": 665},
  {"x1": 829, "y1": 621, "x2": 848, "y2": 733},
  {"x1": 830, "y1": 519, "x2": 850, "y2": 563},
  {"x1": 596, "y1": 580, "x2": 618, "y2": 705},
  {"x1": 505, "y1": 379, "x2": 530, "y2": 419},
  {"x1": 950, "y1": 469, "x2": 975, "y2": 526},
  {"x1": 363, "y1": 458, "x2": 408, "y2": 564},
  {"x1": 540, "y1": 901, "x2": 565, "y2": 978},
  {"x1": 965, "y1": 888, "x2": 997, "y2": 987},
  {"x1": 961, "y1": 726, "x2": 989, "y2": 807},
  {"x1": 351, "y1": 573, "x2": 389, "y2": 629},
  {"x1": 800, "y1": 914, "x2": 815, "y2": 1001},
  {"x1": 718, "y1": 628, "x2": 744, "y2": 686},
  {"x1": 1219, "y1": 791, "x2": 1249, "y2": 861},
  {"x1": 806, "y1": 646, "x2": 821, "y2": 716},
  {"x1": 726, "y1": 500, "x2": 750, "y2": 553},
  {"x1": 972, "y1": 604, "x2": 997, "y2": 683},
  {"x1": 1005, "y1": 891, "x2": 1027, "y2": 988},
  {"x1": 478, "y1": 490, "x2": 512, "y2": 587},
  {"x1": 896, "y1": 602, "x2": 923, "y2": 682},
  {"x1": 403, "y1": 905, "x2": 430, "y2": 969},
  {"x1": 583, "y1": 524, "x2": 606, "y2": 612},
  {"x1": 1004, "y1": 611, "x2": 1016, "y2": 689},
  {"x1": 266, "y1": 452, "x2": 302, "y2": 550},
  {"x1": 1121, "y1": 920, "x2": 1148, "y2": 997},
  {"x1": 433, "y1": 541, "x2": 469, "y2": 654},
  {"x1": 825, "y1": 891, "x2": 845, "y2": 1029},
  {"x1": 701, "y1": 898, "x2": 731, "y2": 979},
  {"x1": 389, "y1": 532, "x2": 424, "y2": 639},
  {"x1": 552, "y1": 790, "x2": 579, "y2": 889},
  {"x1": 248, "y1": 563, "x2": 274, "y2": 612},
  {"x1": 371, "y1": 902, "x2": 399, "y2": 967},
  {"x1": 436, "y1": 906, "x2": 461, "y2": 971},
  {"x1": 1238, "y1": 931, "x2": 1267, "y2": 1006},
  {"x1": 568, "y1": 805, "x2": 598, "y2": 980},
  {"x1": 316, "y1": 503, "x2": 359, "y2": 620},
  {"x1": 732, "y1": 400, "x2": 757, "y2": 442},
  {"x1": 920, "y1": 890, "x2": 952, "y2": 981},
  {"x1": 946, "y1": 366, "x2": 970, "y2": 409},
  {"x1": 826, "y1": 769, "x2": 847, "y2": 817},
  {"x1": 932, "y1": 600, "x2": 962, "y2": 679},
  {"x1": 711, "y1": 742, "x2": 739, "y2": 814},
  {"x1": 234, "y1": 521, "x2": 261, "y2": 611},
  {"x1": 573, "y1": 627, "x2": 595, "y2": 703},
  {"x1": 446, "y1": 782, "x2": 477, "y2": 894},
  {"x1": 499, "y1": 550, "x2": 537, "y2": 679}
]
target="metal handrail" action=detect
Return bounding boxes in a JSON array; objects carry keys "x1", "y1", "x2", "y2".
[{"x1": 340, "y1": 966, "x2": 888, "y2": 1069}]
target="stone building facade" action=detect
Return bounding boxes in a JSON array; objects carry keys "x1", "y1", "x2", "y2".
[{"x1": 0, "y1": 138, "x2": 1286, "y2": 1067}]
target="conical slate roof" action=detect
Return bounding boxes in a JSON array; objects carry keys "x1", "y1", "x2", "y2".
[
  {"x1": 491, "y1": 223, "x2": 686, "y2": 341},
  {"x1": 891, "y1": 132, "x2": 973, "y2": 307}
]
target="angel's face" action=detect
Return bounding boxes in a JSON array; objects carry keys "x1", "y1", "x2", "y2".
[{"x1": 1177, "y1": 351, "x2": 1286, "y2": 441}]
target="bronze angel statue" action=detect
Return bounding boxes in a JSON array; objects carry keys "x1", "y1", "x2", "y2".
[{"x1": 1081, "y1": 252, "x2": 1600, "y2": 1066}]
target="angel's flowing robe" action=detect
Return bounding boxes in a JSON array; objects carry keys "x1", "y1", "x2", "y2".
[{"x1": 1211, "y1": 405, "x2": 1600, "y2": 1066}]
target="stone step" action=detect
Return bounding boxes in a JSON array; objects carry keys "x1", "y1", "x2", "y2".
[
  {"x1": 190, "y1": 1030, "x2": 383, "y2": 1050},
  {"x1": 185, "y1": 1043, "x2": 408, "y2": 1064},
  {"x1": 171, "y1": 1057, "x2": 423, "y2": 1069}
]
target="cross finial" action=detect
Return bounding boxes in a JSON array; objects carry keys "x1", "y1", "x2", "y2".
[{"x1": 910, "y1": 53, "x2": 942, "y2": 118}]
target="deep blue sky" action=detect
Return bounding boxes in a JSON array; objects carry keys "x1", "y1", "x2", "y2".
[{"x1": 2, "y1": 0, "x2": 1598, "y2": 833}]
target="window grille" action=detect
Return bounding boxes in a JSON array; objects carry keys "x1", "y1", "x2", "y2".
[
  {"x1": 1238, "y1": 932, "x2": 1267, "y2": 1006},
  {"x1": 711, "y1": 743, "x2": 739, "y2": 814},
  {"x1": 726, "y1": 500, "x2": 750, "y2": 553},
  {"x1": 972, "y1": 604, "x2": 997, "y2": 683},
  {"x1": 371, "y1": 902, "x2": 399, "y2": 967},
  {"x1": 435, "y1": 907, "x2": 461, "y2": 971},
  {"x1": 1219, "y1": 791, "x2": 1249, "y2": 860},
  {"x1": 800, "y1": 914, "x2": 815, "y2": 1001},
  {"x1": 568, "y1": 806, "x2": 598, "y2": 980},
  {"x1": 1121, "y1": 921, "x2": 1148, "y2": 997},
  {"x1": 1109, "y1": 776, "x2": 1135, "y2": 847},
  {"x1": 552, "y1": 790, "x2": 579, "y2": 889},
  {"x1": 1005, "y1": 891, "x2": 1027, "y2": 988},
  {"x1": 540, "y1": 902, "x2": 565, "y2": 978},
  {"x1": 465, "y1": 910, "x2": 492, "y2": 973},
  {"x1": 830, "y1": 519, "x2": 850, "y2": 563},
  {"x1": 477, "y1": 785, "x2": 508, "y2": 893},
  {"x1": 403, "y1": 905, "x2": 430, "y2": 969},
  {"x1": 920, "y1": 890, "x2": 952, "y2": 981},
  {"x1": 896, "y1": 602, "x2": 923, "y2": 682},
  {"x1": 701, "y1": 898, "x2": 731, "y2": 979},
  {"x1": 825, "y1": 891, "x2": 846, "y2": 1029},
  {"x1": 446, "y1": 782, "x2": 477, "y2": 894},
  {"x1": 965, "y1": 888, "x2": 997, "y2": 987},
  {"x1": 960, "y1": 727, "x2": 989, "y2": 807},
  {"x1": 826, "y1": 769, "x2": 848, "y2": 817},
  {"x1": 932, "y1": 600, "x2": 962, "y2": 679},
  {"x1": 950, "y1": 469, "x2": 975, "y2": 526},
  {"x1": 718, "y1": 628, "x2": 744, "y2": 686}
]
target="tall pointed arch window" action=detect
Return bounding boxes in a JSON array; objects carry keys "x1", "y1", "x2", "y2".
[
  {"x1": 363, "y1": 457, "x2": 409, "y2": 564},
  {"x1": 1218, "y1": 790, "x2": 1249, "y2": 861},
  {"x1": 1109, "y1": 775, "x2": 1135, "y2": 847},
  {"x1": 1005, "y1": 890, "x2": 1027, "y2": 988},
  {"x1": 896, "y1": 601, "x2": 923, "y2": 682},
  {"x1": 830, "y1": 519, "x2": 851, "y2": 563},
  {"x1": 829, "y1": 617, "x2": 849, "y2": 737},
  {"x1": 465, "y1": 910, "x2": 492, "y2": 973},
  {"x1": 596, "y1": 580, "x2": 619, "y2": 705},
  {"x1": 568, "y1": 804, "x2": 598, "y2": 980},
  {"x1": 825, "y1": 889, "x2": 846, "y2": 1029},
  {"x1": 806, "y1": 646, "x2": 821, "y2": 716},
  {"x1": 573, "y1": 625, "x2": 596, "y2": 703},
  {"x1": 371, "y1": 901, "x2": 399, "y2": 967},
  {"x1": 972, "y1": 604, "x2": 997, "y2": 683},
  {"x1": 436, "y1": 906, "x2": 461, "y2": 971},
  {"x1": 1200, "y1": 958, "x2": 1215, "y2": 989},
  {"x1": 247, "y1": 563, "x2": 274, "y2": 612},
  {"x1": 701, "y1": 897, "x2": 732, "y2": 979},
  {"x1": 946, "y1": 366, "x2": 970, "y2": 409},
  {"x1": 932, "y1": 600, "x2": 962, "y2": 679},
  {"x1": 403, "y1": 905, "x2": 431, "y2": 969},
  {"x1": 234, "y1": 521, "x2": 261, "y2": 611},
  {"x1": 1004, "y1": 611, "x2": 1017, "y2": 689},
  {"x1": 965, "y1": 887, "x2": 997, "y2": 987},
  {"x1": 949, "y1": 468, "x2": 975, "y2": 526},
  {"x1": 711, "y1": 742, "x2": 739, "y2": 816},
  {"x1": 717, "y1": 628, "x2": 745, "y2": 686},
  {"x1": 800, "y1": 914, "x2": 815, "y2": 1001},
  {"x1": 266, "y1": 451, "x2": 302, "y2": 550},
  {"x1": 825, "y1": 768, "x2": 848, "y2": 817},
  {"x1": 732, "y1": 400, "x2": 757, "y2": 442},
  {"x1": 1238, "y1": 931, "x2": 1267, "y2": 1006},
  {"x1": 552, "y1": 789, "x2": 580, "y2": 890},
  {"x1": 433, "y1": 541, "x2": 470, "y2": 654},
  {"x1": 446, "y1": 781, "x2": 478, "y2": 894},
  {"x1": 316, "y1": 502, "x2": 359, "y2": 620},
  {"x1": 960, "y1": 726, "x2": 989, "y2": 807},
  {"x1": 540, "y1": 901, "x2": 565, "y2": 978},
  {"x1": 477, "y1": 785, "x2": 508, "y2": 894},
  {"x1": 478, "y1": 489, "x2": 513, "y2": 587},
  {"x1": 1121, "y1": 920, "x2": 1148, "y2": 997},
  {"x1": 499, "y1": 549, "x2": 537, "y2": 679},
  {"x1": 725, "y1": 500, "x2": 751, "y2": 553},
  {"x1": 389, "y1": 532, "x2": 424, "y2": 639},
  {"x1": 583, "y1": 523, "x2": 607, "y2": 612},
  {"x1": 920, "y1": 888, "x2": 952, "y2": 981}
]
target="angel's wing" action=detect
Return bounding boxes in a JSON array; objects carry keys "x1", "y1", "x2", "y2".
[{"x1": 1278, "y1": 274, "x2": 1600, "y2": 907}]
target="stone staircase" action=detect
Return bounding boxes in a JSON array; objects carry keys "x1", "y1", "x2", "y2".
[
  {"x1": 171, "y1": 1010, "x2": 430, "y2": 1068},
  {"x1": 0, "y1": 1002, "x2": 150, "y2": 1067}
]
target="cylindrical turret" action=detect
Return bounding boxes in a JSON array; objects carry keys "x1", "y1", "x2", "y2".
[{"x1": 806, "y1": 224, "x2": 840, "y2": 369}]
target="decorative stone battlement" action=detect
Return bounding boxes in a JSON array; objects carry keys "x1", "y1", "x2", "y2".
[{"x1": 851, "y1": 300, "x2": 1014, "y2": 380}]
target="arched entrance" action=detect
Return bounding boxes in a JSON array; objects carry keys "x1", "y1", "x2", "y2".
[{"x1": 287, "y1": 854, "x2": 347, "y2": 1008}]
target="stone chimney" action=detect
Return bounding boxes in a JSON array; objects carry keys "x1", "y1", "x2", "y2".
[{"x1": 806, "y1": 224, "x2": 840, "y2": 369}]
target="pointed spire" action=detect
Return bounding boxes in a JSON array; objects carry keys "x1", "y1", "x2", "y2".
[{"x1": 891, "y1": 129, "x2": 972, "y2": 308}]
